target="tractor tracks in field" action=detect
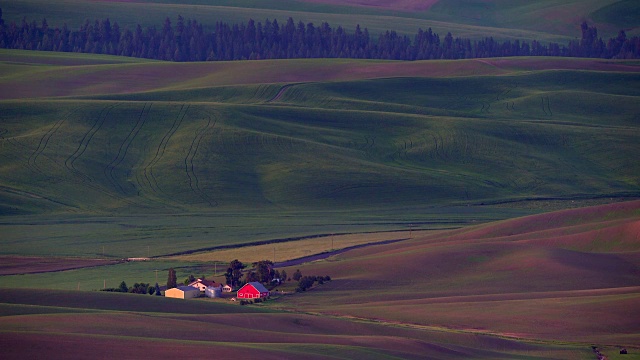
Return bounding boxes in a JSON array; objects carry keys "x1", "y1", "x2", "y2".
[
  {"x1": 27, "y1": 107, "x2": 81, "y2": 177},
  {"x1": 141, "y1": 104, "x2": 189, "y2": 194},
  {"x1": 185, "y1": 113, "x2": 218, "y2": 207},
  {"x1": 104, "y1": 103, "x2": 151, "y2": 195},
  {"x1": 64, "y1": 103, "x2": 119, "y2": 183},
  {"x1": 267, "y1": 84, "x2": 295, "y2": 103}
]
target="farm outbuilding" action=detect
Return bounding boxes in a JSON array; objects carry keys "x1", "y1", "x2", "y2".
[
  {"x1": 237, "y1": 282, "x2": 269, "y2": 299},
  {"x1": 165, "y1": 286, "x2": 200, "y2": 299},
  {"x1": 205, "y1": 286, "x2": 222, "y2": 298}
]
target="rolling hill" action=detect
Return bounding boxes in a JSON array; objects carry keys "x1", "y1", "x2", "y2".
[
  {"x1": 1, "y1": 2, "x2": 639, "y2": 358},
  {"x1": 0, "y1": 50, "x2": 638, "y2": 257},
  {"x1": 273, "y1": 200, "x2": 640, "y2": 346},
  {"x1": 1, "y1": 52, "x2": 638, "y2": 216},
  {"x1": 0, "y1": 199, "x2": 637, "y2": 359}
]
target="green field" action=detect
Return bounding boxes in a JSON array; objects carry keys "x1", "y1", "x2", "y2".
[
  {"x1": 1, "y1": 51, "x2": 638, "y2": 257},
  {"x1": 1, "y1": 1, "x2": 640, "y2": 358}
]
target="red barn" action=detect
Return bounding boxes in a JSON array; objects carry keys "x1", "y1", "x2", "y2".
[{"x1": 237, "y1": 282, "x2": 269, "y2": 299}]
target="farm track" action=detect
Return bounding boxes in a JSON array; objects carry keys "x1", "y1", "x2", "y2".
[
  {"x1": 142, "y1": 104, "x2": 189, "y2": 194},
  {"x1": 185, "y1": 114, "x2": 218, "y2": 207},
  {"x1": 104, "y1": 103, "x2": 151, "y2": 196},
  {"x1": 64, "y1": 103, "x2": 119, "y2": 183}
]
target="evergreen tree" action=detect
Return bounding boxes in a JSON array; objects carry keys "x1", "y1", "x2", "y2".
[
  {"x1": 0, "y1": 13, "x2": 638, "y2": 62},
  {"x1": 293, "y1": 269, "x2": 302, "y2": 281},
  {"x1": 167, "y1": 268, "x2": 177, "y2": 289}
]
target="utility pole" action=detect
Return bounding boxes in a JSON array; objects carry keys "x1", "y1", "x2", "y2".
[
  {"x1": 103, "y1": 279, "x2": 106, "y2": 289},
  {"x1": 273, "y1": 247, "x2": 276, "y2": 263},
  {"x1": 147, "y1": 245, "x2": 150, "y2": 258},
  {"x1": 331, "y1": 234, "x2": 334, "y2": 250},
  {"x1": 154, "y1": 270, "x2": 159, "y2": 283}
]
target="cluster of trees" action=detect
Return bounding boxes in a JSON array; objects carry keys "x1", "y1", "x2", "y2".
[
  {"x1": 0, "y1": 8, "x2": 638, "y2": 61},
  {"x1": 224, "y1": 259, "x2": 246, "y2": 288},
  {"x1": 224, "y1": 259, "x2": 287, "y2": 287},
  {"x1": 102, "y1": 280, "x2": 162, "y2": 295},
  {"x1": 245, "y1": 260, "x2": 288, "y2": 284},
  {"x1": 293, "y1": 270, "x2": 331, "y2": 292}
]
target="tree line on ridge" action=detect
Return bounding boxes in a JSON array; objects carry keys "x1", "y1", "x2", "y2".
[{"x1": 0, "y1": 8, "x2": 638, "y2": 62}]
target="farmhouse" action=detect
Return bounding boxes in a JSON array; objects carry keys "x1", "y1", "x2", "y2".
[
  {"x1": 237, "y1": 282, "x2": 269, "y2": 299},
  {"x1": 188, "y1": 278, "x2": 221, "y2": 292},
  {"x1": 165, "y1": 286, "x2": 200, "y2": 299}
]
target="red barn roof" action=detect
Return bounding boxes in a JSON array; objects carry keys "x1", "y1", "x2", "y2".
[{"x1": 237, "y1": 282, "x2": 270, "y2": 299}]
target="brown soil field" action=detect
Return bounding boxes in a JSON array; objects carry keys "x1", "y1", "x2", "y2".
[
  {"x1": 0, "y1": 310, "x2": 591, "y2": 359},
  {"x1": 0, "y1": 256, "x2": 117, "y2": 275},
  {"x1": 0, "y1": 332, "x2": 342, "y2": 360},
  {"x1": 273, "y1": 200, "x2": 640, "y2": 346},
  {"x1": 3, "y1": 201, "x2": 637, "y2": 358}
]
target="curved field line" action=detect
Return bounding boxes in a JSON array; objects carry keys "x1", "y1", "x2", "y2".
[
  {"x1": 541, "y1": 96, "x2": 553, "y2": 117},
  {"x1": 104, "y1": 103, "x2": 151, "y2": 195},
  {"x1": 143, "y1": 104, "x2": 189, "y2": 194},
  {"x1": 27, "y1": 108, "x2": 80, "y2": 176},
  {"x1": 185, "y1": 114, "x2": 218, "y2": 207},
  {"x1": 64, "y1": 103, "x2": 119, "y2": 182},
  {"x1": 267, "y1": 84, "x2": 295, "y2": 103},
  {"x1": 545, "y1": 96, "x2": 552, "y2": 117}
]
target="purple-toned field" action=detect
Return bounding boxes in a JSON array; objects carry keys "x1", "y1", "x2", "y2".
[
  {"x1": 1, "y1": 201, "x2": 638, "y2": 358},
  {"x1": 0, "y1": 256, "x2": 117, "y2": 275},
  {"x1": 275, "y1": 200, "x2": 640, "y2": 347},
  {"x1": 0, "y1": 298, "x2": 592, "y2": 360},
  {"x1": 1, "y1": 52, "x2": 638, "y2": 100},
  {"x1": 298, "y1": 0, "x2": 440, "y2": 11}
]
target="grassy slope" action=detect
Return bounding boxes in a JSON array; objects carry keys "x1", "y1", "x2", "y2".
[
  {"x1": 272, "y1": 200, "x2": 640, "y2": 346},
  {"x1": 0, "y1": 52, "x2": 638, "y2": 257}
]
